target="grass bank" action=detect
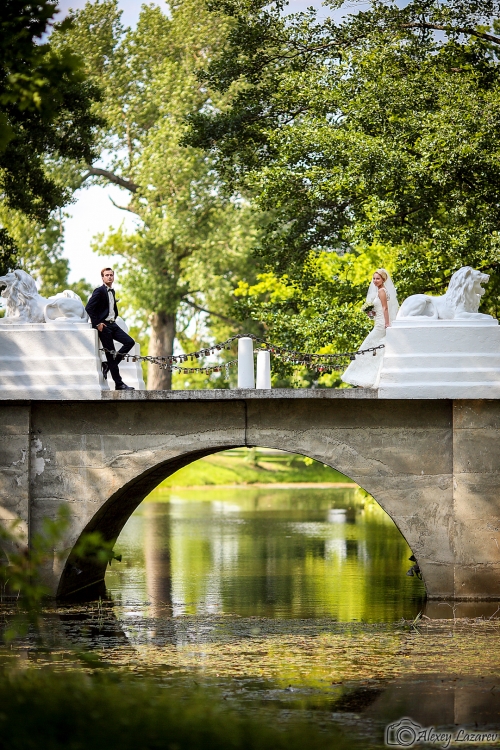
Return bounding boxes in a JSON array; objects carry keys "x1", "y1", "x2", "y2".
[
  {"x1": 156, "y1": 448, "x2": 353, "y2": 488},
  {"x1": 0, "y1": 669, "x2": 356, "y2": 750}
]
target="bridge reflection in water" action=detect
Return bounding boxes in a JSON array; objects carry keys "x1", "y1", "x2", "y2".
[{"x1": 106, "y1": 486, "x2": 426, "y2": 622}]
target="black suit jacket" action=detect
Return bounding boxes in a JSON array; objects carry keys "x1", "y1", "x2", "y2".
[{"x1": 85, "y1": 285, "x2": 119, "y2": 328}]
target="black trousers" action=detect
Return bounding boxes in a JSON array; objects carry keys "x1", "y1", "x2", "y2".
[{"x1": 98, "y1": 321, "x2": 135, "y2": 386}]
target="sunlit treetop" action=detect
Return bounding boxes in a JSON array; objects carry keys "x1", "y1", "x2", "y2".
[
  {"x1": 184, "y1": 0, "x2": 500, "y2": 363},
  {"x1": 188, "y1": 0, "x2": 500, "y2": 284}
]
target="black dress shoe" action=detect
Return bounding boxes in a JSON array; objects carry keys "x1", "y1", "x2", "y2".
[
  {"x1": 102, "y1": 362, "x2": 109, "y2": 380},
  {"x1": 115, "y1": 383, "x2": 135, "y2": 391}
]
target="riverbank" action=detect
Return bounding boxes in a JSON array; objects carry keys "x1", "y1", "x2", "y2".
[{"x1": 155, "y1": 448, "x2": 354, "y2": 489}]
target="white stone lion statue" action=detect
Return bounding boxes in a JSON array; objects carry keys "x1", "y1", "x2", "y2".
[
  {"x1": 0, "y1": 270, "x2": 88, "y2": 324},
  {"x1": 397, "y1": 266, "x2": 493, "y2": 320}
]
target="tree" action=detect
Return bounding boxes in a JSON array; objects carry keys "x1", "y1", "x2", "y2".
[
  {"x1": 62, "y1": 0, "x2": 260, "y2": 389},
  {"x1": 0, "y1": 0, "x2": 102, "y2": 274},
  {"x1": 0, "y1": 205, "x2": 92, "y2": 298},
  {"x1": 187, "y1": 0, "x2": 500, "y2": 354}
]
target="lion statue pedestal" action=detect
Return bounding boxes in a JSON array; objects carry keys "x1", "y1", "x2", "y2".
[
  {"x1": 379, "y1": 267, "x2": 500, "y2": 399},
  {"x1": 378, "y1": 318, "x2": 500, "y2": 399},
  {"x1": 0, "y1": 321, "x2": 110, "y2": 400},
  {"x1": 0, "y1": 270, "x2": 144, "y2": 399}
]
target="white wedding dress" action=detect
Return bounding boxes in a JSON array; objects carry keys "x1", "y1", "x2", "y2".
[{"x1": 342, "y1": 282, "x2": 398, "y2": 389}]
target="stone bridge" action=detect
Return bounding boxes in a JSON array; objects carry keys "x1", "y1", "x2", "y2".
[{"x1": 1, "y1": 390, "x2": 500, "y2": 601}]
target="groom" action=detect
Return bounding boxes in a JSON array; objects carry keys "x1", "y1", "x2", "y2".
[{"x1": 86, "y1": 268, "x2": 135, "y2": 391}]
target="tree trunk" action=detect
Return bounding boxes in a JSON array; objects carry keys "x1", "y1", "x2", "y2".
[{"x1": 147, "y1": 311, "x2": 176, "y2": 390}]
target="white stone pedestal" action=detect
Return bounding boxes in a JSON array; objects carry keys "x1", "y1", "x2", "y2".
[
  {"x1": 0, "y1": 319, "x2": 146, "y2": 399},
  {"x1": 379, "y1": 319, "x2": 500, "y2": 398},
  {"x1": 0, "y1": 322, "x2": 107, "y2": 399}
]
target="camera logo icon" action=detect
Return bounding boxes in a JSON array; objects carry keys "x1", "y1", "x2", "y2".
[{"x1": 385, "y1": 718, "x2": 423, "y2": 747}]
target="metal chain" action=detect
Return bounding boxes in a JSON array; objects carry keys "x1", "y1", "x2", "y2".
[{"x1": 100, "y1": 333, "x2": 384, "y2": 374}]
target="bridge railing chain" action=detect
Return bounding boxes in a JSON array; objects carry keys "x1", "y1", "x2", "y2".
[{"x1": 100, "y1": 333, "x2": 384, "y2": 375}]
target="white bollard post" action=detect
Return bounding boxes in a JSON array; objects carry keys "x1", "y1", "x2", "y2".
[
  {"x1": 256, "y1": 349, "x2": 271, "y2": 389},
  {"x1": 237, "y1": 337, "x2": 255, "y2": 388}
]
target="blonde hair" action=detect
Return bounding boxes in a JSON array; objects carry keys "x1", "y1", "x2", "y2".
[{"x1": 374, "y1": 268, "x2": 388, "y2": 282}]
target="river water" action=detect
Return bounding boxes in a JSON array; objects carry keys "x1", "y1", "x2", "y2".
[
  {"x1": 100, "y1": 487, "x2": 500, "y2": 745},
  {"x1": 106, "y1": 486, "x2": 426, "y2": 621}
]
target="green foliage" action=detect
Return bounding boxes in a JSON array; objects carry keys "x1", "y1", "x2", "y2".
[
  {"x1": 0, "y1": 204, "x2": 92, "y2": 297},
  {"x1": 0, "y1": 0, "x2": 102, "y2": 290},
  {"x1": 0, "y1": 227, "x2": 18, "y2": 276},
  {"x1": 0, "y1": 1, "x2": 102, "y2": 236},
  {"x1": 0, "y1": 509, "x2": 120, "y2": 643},
  {"x1": 71, "y1": 530, "x2": 122, "y2": 570},
  {"x1": 187, "y1": 0, "x2": 500, "y2": 354},
  {"x1": 0, "y1": 507, "x2": 70, "y2": 642},
  {"x1": 61, "y1": 0, "x2": 262, "y2": 385},
  {"x1": 233, "y1": 245, "x2": 396, "y2": 384},
  {"x1": 0, "y1": 669, "x2": 354, "y2": 750}
]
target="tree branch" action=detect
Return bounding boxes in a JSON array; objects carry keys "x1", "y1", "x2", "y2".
[
  {"x1": 403, "y1": 22, "x2": 500, "y2": 46},
  {"x1": 81, "y1": 167, "x2": 139, "y2": 193},
  {"x1": 109, "y1": 196, "x2": 141, "y2": 215},
  {"x1": 184, "y1": 298, "x2": 241, "y2": 326},
  {"x1": 385, "y1": 204, "x2": 427, "y2": 223}
]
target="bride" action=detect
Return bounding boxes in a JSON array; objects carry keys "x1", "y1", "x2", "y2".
[{"x1": 342, "y1": 269, "x2": 399, "y2": 389}]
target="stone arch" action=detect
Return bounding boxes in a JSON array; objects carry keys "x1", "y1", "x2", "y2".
[
  {"x1": 19, "y1": 397, "x2": 453, "y2": 600},
  {"x1": 57, "y1": 441, "x2": 421, "y2": 600}
]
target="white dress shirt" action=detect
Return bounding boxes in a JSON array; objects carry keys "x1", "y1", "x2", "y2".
[{"x1": 105, "y1": 286, "x2": 115, "y2": 322}]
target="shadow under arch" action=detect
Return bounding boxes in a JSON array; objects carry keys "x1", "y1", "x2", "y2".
[{"x1": 57, "y1": 444, "x2": 421, "y2": 601}]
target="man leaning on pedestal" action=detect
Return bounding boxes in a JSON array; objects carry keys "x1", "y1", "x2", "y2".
[{"x1": 85, "y1": 268, "x2": 135, "y2": 391}]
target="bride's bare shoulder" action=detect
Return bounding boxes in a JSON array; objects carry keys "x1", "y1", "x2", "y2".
[{"x1": 378, "y1": 287, "x2": 388, "y2": 299}]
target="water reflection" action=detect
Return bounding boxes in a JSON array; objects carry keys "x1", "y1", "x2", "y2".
[
  {"x1": 144, "y1": 508, "x2": 173, "y2": 617},
  {"x1": 364, "y1": 676, "x2": 500, "y2": 733},
  {"x1": 106, "y1": 487, "x2": 426, "y2": 622}
]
